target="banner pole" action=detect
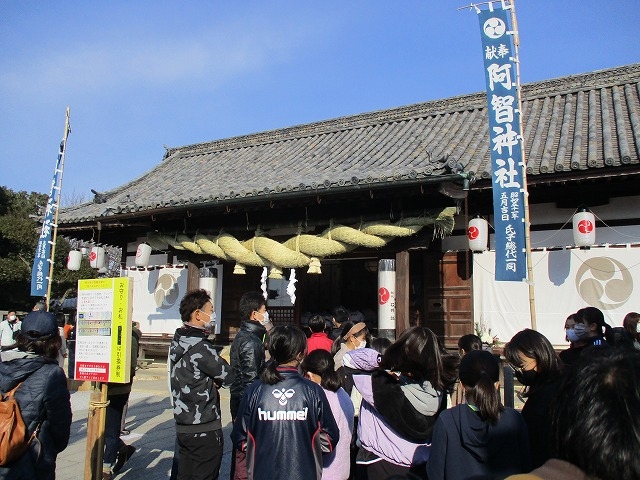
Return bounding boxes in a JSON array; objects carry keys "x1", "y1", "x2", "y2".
[
  {"x1": 507, "y1": 1, "x2": 537, "y2": 329},
  {"x1": 45, "y1": 107, "x2": 71, "y2": 310}
]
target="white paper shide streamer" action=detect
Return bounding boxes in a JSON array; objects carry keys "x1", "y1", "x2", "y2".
[
  {"x1": 260, "y1": 267, "x2": 268, "y2": 300},
  {"x1": 287, "y1": 269, "x2": 297, "y2": 304}
]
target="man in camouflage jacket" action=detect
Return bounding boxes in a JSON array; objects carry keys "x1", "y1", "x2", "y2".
[{"x1": 170, "y1": 289, "x2": 234, "y2": 480}]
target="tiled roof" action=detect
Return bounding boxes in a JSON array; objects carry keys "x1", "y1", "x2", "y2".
[{"x1": 59, "y1": 63, "x2": 640, "y2": 224}]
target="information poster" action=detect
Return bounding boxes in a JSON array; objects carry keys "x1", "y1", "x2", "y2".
[{"x1": 76, "y1": 277, "x2": 133, "y2": 383}]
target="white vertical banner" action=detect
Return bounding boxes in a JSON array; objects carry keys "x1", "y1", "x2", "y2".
[
  {"x1": 198, "y1": 264, "x2": 223, "y2": 334},
  {"x1": 378, "y1": 259, "x2": 396, "y2": 338}
]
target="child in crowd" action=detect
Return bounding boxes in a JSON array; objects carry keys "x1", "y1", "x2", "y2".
[
  {"x1": 450, "y1": 334, "x2": 482, "y2": 406},
  {"x1": 428, "y1": 350, "x2": 531, "y2": 479},
  {"x1": 505, "y1": 329, "x2": 563, "y2": 469},
  {"x1": 306, "y1": 314, "x2": 334, "y2": 353},
  {"x1": 231, "y1": 325, "x2": 339, "y2": 480},
  {"x1": 301, "y1": 349, "x2": 354, "y2": 480}
]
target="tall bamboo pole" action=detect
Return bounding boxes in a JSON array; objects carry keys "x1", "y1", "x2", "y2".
[
  {"x1": 508, "y1": 1, "x2": 537, "y2": 330},
  {"x1": 45, "y1": 107, "x2": 71, "y2": 310}
]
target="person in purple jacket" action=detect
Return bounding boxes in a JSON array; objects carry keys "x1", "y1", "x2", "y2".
[{"x1": 343, "y1": 326, "x2": 457, "y2": 480}]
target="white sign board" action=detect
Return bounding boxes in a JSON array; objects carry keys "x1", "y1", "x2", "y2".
[{"x1": 76, "y1": 278, "x2": 133, "y2": 383}]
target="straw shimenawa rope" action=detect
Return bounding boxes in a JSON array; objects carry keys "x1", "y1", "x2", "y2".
[
  {"x1": 194, "y1": 233, "x2": 232, "y2": 261},
  {"x1": 151, "y1": 207, "x2": 457, "y2": 271},
  {"x1": 242, "y1": 234, "x2": 310, "y2": 268},
  {"x1": 217, "y1": 233, "x2": 266, "y2": 267}
]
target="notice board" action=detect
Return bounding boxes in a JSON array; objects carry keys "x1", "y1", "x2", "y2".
[{"x1": 76, "y1": 277, "x2": 133, "y2": 383}]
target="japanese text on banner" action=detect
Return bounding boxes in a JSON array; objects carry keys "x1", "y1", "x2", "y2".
[{"x1": 477, "y1": 5, "x2": 527, "y2": 281}]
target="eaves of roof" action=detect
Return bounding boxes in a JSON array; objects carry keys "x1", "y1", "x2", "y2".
[{"x1": 59, "y1": 63, "x2": 640, "y2": 225}]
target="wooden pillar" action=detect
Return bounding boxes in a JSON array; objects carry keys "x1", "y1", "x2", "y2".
[
  {"x1": 84, "y1": 382, "x2": 108, "y2": 480},
  {"x1": 187, "y1": 261, "x2": 200, "y2": 291},
  {"x1": 395, "y1": 250, "x2": 410, "y2": 339}
]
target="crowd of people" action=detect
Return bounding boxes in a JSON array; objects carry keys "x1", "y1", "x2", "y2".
[
  {"x1": 1, "y1": 296, "x2": 639, "y2": 480},
  {"x1": 0, "y1": 304, "x2": 140, "y2": 480},
  {"x1": 222, "y1": 300, "x2": 640, "y2": 480}
]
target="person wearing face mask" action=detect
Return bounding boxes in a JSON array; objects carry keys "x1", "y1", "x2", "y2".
[
  {"x1": 333, "y1": 322, "x2": 368, "y2": 364},
  {"x1": 229, "y1": 291, "x2": 270, "y2": 480},
  {"x1": 170, "y1": 289, "x2": 233, "y2": 480},
  {"x1": 332, "y1": 322, "x2": 369, "y2": 394},
  {"x1": 0, "y1": 311, "x2": 21, "y2": 349},
  {"x1": 623, "y1": 312, "x2": 640, "y2": 350},
  {"x1": 574, "y1": 306, "x2": 610, "y2": 348},
  {"x1": 558, "y1": 313, "x2": 588, "y2": 367},
  {"x1": 504, "y1": 329, "x2": 563, "y2": 469},
  {"x1": 331, "y1": 322, "x2": 368, "y2": 477}
]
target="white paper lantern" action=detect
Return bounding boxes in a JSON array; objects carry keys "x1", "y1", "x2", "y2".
[
  {"x1": 89, "y1": 246, "x2": 105, "y2": 269},
  {"x1": 573, "y1": 209, "x2": 596, "y2": 247},
  {"x1": 135, "y1": 243, "x2": 152, "y2": 267},
  {"x1": 67, "y1": 250, "x2": 82, "y2": 271},
  {"x1": 199, "y1": 277, "x2": 218, "y2": 304},
  {"x1": 468, "y1": 217, "x2": 489, "y2": 252}
]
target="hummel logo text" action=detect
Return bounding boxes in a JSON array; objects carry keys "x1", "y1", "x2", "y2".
[{"x1": 258, "y1": 407, "x2": 308, "y2": 421}]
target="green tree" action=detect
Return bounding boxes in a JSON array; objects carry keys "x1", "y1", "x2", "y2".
[{"x1": 0, "y1": 186, "x2": 96, "y2": 311}]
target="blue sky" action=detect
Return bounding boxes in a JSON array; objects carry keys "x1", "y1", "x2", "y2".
[{"x1": 1, "y1": 1, "x2": 639, "y2": 204}]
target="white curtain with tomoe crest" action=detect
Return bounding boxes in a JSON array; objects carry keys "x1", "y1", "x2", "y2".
[
  {"x1": 125, "y1": 267, "x2": 189, "y2": 335},
  {"x1": 473, "y1": 245, "x2": 640, "y2": 346}
]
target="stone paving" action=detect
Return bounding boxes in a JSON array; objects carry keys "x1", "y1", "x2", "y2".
[{"x1": 56, "y1": 362, "x2": 234, "y2": 480}]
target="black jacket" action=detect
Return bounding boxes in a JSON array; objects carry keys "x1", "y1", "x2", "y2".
[
  {"x1": 521, "y1": 379, "x2": 561, "y2": 469},
  {"x1": 169, "y1": 325, "x2": 233, "y2": 433},
  {"x1": 0, "y1": 352, "x2": 71, "y2": 480},
  {"x1": 231, "y1": 366, "x2": 340, "y2": 480},
  {"x1": 229, "y1": 321, "x2": 267, "y2": 412}
]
